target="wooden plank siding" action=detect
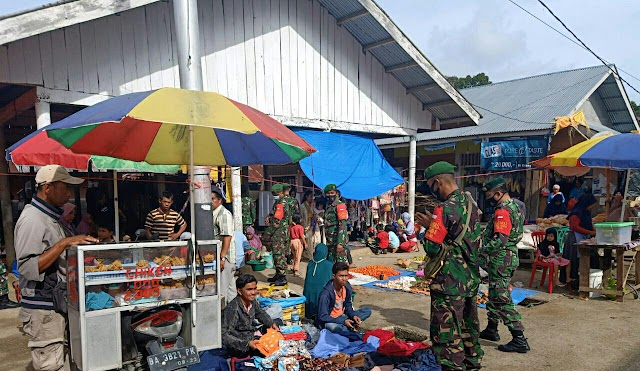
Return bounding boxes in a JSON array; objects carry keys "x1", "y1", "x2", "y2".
[{"x1": 0, "y1": 0, "x2": 431, "y2": 134}]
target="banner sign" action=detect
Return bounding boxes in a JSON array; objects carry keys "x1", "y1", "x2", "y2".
[{"x1": 480, "y1": 138, "x2": 548, "y2": 171}]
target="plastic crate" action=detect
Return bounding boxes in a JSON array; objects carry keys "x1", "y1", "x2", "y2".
[{"x1": 594, "y1": 222, "x2": 634, "y2": 245}]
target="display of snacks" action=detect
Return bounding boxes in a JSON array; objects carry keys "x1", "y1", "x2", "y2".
[
  {"x1": 154, "y1": 255, "x2": 187, "y2": 267},
  {"x1": 350, "y1": 265, "x2": 400, "y2": 278},
  {"x1": 536, "y1": 214, "x2": 569, "y2": 229},
  {"x1": 136, "y1": 259, "x2": 150, "y2": 268}
]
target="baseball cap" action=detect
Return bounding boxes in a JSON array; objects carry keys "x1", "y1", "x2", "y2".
[
  {"x1": 211, "y1": 185, "x2": 225, "y2": 199},
  {"x1": 35, "y1": 165, "x2": 84, "y2": 186}
]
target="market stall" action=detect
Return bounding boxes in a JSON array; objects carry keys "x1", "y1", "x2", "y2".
[
  {"x1": 548, "y1": 133, "x2": 640, "y2": 300},
  {"x1": 17, "y1": 88, "x2": 315, "y2": 370},
  {"x1": 67, "y1": 241, "x2": 221, "y2": 370}
]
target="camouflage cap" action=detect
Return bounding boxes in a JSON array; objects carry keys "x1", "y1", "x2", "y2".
[
  {"x1": 324, "y1": 184, "x2": 337, "y2": 193},
  {"x1": 423, "y1": 161, "x2": 456, "y2": 180},
  {"x1": 271, "y1": 183, "x2": 283, "y2": 193},
  {"x1": 482, "y1": 177, "x2": 506, "y2": 192}
]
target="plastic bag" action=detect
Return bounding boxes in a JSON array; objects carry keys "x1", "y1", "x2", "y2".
[
  {"x1": 265, "y1": 303, "x2": 283, "y2": 321},
  {"x1": 303, "y1": 324, "x2": 320, "y2": 346}
]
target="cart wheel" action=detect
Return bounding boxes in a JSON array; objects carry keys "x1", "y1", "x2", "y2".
[{"x1": 625, "y1": 282, "x2": 639, "y2": 300}]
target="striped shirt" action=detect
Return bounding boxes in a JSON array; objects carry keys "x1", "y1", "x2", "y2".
[{"x1": 145, "y1": 208, "x2": 186, "y2": 240}]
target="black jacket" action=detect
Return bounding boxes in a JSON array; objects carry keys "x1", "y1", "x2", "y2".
[{"x1": 221, "y1": 296, "x2": 274, "y2": 357}]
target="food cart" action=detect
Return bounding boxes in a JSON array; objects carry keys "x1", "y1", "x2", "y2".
[{"x1": 67, "y1": 240, "x2": 221, "y2": 370}]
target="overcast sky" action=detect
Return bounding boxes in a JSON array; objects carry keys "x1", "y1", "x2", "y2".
[{"x1": 3, "y1": 0, "x2": 639, "y2": 102}]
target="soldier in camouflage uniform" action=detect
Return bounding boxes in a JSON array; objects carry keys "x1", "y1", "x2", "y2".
[
  {"x1": 241, "y1": 195, "x2": 256, "y2": 233},
  {"x1": 416, "y1": 162, "x2": 483, "y2": 370},
  {"x1": 480, "y1": 177, "x2": 530, "y2": 353},
  {"x1": 282, "y1": 184, "x2": 301, "y2": 223},
  {"x1": 323, "y1": 184, "x2": 349, "y2": 263},
  {"x1": 0, "y1": 262, "x2": 19, "y2": 309},
  {"x1": 264, "y1": 184, "x2": 290, "y2": 286}
]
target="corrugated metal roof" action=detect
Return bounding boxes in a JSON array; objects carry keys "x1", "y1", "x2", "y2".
[
  {"x1": 377, "y1": 65, "x2": 635, "y2": 146},
  {"x1": 3, "y1": 0, "x2": 480, "y2": 126},
  {"x1": 317, "y1": 0, "x2": 480, "y2": 124}
]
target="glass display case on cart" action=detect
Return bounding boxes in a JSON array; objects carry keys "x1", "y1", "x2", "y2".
[{"x1": 67, "y1": 241, "x2": 221, "y2": 371}]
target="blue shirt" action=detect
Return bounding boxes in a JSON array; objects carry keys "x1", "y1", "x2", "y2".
[
  {"x1": 547, "y1": 192, "x2": 565, "y2": 204},
  {"x1": 388, "y1": 231, "x2": 400, "y2": 248}
]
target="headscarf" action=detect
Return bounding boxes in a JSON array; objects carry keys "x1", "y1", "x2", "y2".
[
  {"x1": 569, "y1": 194, "x2": 597, "y2": 231},
  {"x1": 60, "y1": 203, "x2": 77, "y2": 236},
  {"x1": 303, "y1": 243, "x2": 334, "y2": 319},
  {"x1": 401, "y1": 212, "x2": 415, "y2": 236},
  {"x1": 538, "y1": 228, "x2": 560, "y2": 256},
  {"x1": 544, "y1": 193, "x2": 567, "y2": 217},
  {"x1": 246, "y1": 226, "x2": 262, "y2": 250},
  {"x1": 77, "y1": 213, "x2": 93, "y2": 235},
  {"x1": 60, "y1": 203, "x2": 76, "y2": 226}
]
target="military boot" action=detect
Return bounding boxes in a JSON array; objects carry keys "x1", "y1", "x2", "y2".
[
  {"x1": 267, "y1": 274, "x2": 279, "y2": 283},
  {"x1": 479, "y1": 320, "x2": 500, "y2": 341},
  {"x1": 0, "y1": 294, "x2": 19, "y2": 310},
  {"x1": 498, "y1": 330, "x2": 530, "y2": 353},
  {"x1": 274, "y1": 276, "x2": 288, "y2": 286}
]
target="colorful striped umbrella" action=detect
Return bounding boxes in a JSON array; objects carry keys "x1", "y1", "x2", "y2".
[
  {"x1": 6, "y1": 131, "x2": 179, "y2": 172},
  {"x1": 550, "y1": 132, "x2": 640, "y2": 169},
  {"x1": 42, "y1": 88, "x2": 315, "y2": 166}
]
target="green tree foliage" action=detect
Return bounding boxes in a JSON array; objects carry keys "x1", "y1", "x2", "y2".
[
  {"x1": 447, "y1": 73, "x2": 492, "y2": 90},
  {"x1": 631, "y1": 100, "x2": 640, "y2": 117}
]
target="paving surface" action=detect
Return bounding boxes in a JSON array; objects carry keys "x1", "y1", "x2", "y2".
[{"x1": 2, "y1": 243, "x2": 640, "y2": 370}]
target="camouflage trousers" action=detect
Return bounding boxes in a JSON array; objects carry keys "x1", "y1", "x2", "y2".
[
  {"x1": 0, "y1": 262, "x2": 8, "y2": 296},
  {"x1": 327, "y1": 244, "x2": 348, "y2": 263},
  {"x1": 487, "y1": 253, "x2": 524, "y2": 331},
  {"x1": 272, "y1": 240, "x2": 290, "y2": 275},
  {"x1": 430, "y1": 292, "x2": 483, "y2": 370}
]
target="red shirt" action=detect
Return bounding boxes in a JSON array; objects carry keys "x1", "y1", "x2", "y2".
[
  {"x1": 377, "y1": 231, "x2": 390, "y2": 248},
  {"x1": 289, "y1": 224, "x2": 305, "y2": 240}
]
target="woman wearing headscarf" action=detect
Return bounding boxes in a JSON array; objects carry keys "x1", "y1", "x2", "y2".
[
  {"x1": 303, "y1": 243, "x2": 333, "y2": 319},
  {"x1": 398, "y1": 212, "x2": 418, "y2": 252},
  {"x1": 569, "y1": 194, "x2": 597, "y2": 242},
  {"x1": 76, "y1": 212, "x2": 94, "y2": 236},
  {"x1": 564, "y1": 194, "x2": 598, "y2": 288},
  {"x1": 543, "y1": 193, "x2": 567, "y2": 218},
  {"x1": 60, "y1": 203, "x2": 78, "y2": 237},
  {"x1": 244, "y1": 226, "x2": 263, "y2": 261}
]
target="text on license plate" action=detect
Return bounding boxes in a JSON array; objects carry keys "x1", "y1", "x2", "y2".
[{"x1": 147, "y1": 346, "x2": 200, "y2": 371}]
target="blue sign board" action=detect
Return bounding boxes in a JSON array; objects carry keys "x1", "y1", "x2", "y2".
[{"x1": 480, "y1": 138, "x2": 548, "y2": 171}]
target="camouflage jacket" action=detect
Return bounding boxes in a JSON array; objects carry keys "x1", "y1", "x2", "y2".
[
  {"x1": 282, "y1": 195, "x2": 301, "y2": 223},
  {"x1": 423, "y1": 190, "x2": 482, "y2": 297},
  {"x1": 482, "y1": 199, "x2": 524, "y2": 257},
  {"x1": 241, "y1": 196, "x2": 256, "y2": 225},
  {"x1": 265, "y1": 198, "x2": 291, "y2": 243},
  {"x1": 325, "y1": 198, "x2": 349, "y2": 247}
]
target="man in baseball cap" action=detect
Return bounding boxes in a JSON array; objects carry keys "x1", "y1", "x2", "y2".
[{"x1": 15, "y1": 165, "x2": 98, "y2": 370}]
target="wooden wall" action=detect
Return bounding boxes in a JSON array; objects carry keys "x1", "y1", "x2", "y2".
[{"x1": 0, "y1": 0, "x2": 432, "y2": 133}]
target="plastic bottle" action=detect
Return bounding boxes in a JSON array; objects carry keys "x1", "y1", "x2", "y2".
[{"x1": 291, "y1": 305, "x2": 300, "y2": 326}]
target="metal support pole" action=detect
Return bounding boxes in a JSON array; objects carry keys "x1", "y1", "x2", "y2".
[
  {"x1": 35, "y1": 100, "x2": 51, "y2": 130},
  {"x1": 173, "y1": 0, "x2": 209, "y2": 325},
  {"x1": 408, "y1": 136, "x2": 417, "y2": 217},
  {"x1": 231, "y1": 167, "x2": 242, "y2": 231},
  {"x1": 113, "y1": 171, "x2": 120, "y2": 242}
]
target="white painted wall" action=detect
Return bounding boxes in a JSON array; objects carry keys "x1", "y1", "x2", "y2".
[{"x1": 0, "y1": 0, "x2": 432, "y2": 134}]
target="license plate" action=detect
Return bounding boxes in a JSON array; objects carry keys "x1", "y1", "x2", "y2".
[{"x1": 147, "y1": 345, "x2": 200, "y2": 371}]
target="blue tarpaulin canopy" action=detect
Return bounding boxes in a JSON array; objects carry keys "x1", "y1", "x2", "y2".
[{"x1": 295, "y1": 130, "x2": 404, "y2": 200}]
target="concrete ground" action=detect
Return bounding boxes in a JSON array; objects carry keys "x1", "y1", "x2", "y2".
[{"x1": 3, "y1": 244, "x2": 640, "y2": 370}]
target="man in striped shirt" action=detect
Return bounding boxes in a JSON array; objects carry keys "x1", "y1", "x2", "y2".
[{"x1": 145, "y1": 191, "x2": 187, "y2": 240}]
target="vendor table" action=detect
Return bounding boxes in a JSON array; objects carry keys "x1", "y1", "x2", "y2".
[{"x1": 578, "y1": 241, "x2": 640, "y2": 302}]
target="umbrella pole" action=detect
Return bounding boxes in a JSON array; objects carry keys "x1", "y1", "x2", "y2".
[
  {"x1": 113, "y1": 170, "x2": 119, "y2": 242},
  {"x1": 606, "y1": 168, "x2": 611, "y2": 216},
  {"x1": 621, "y1": 169, "x2": 631, "y2": 222},
  {"x1": 189, "y1": 126, "x2": 197, "y2": 288}
]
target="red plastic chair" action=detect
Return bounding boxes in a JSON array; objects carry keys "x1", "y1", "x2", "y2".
[{"x1": 528, "y1": 231, "x2": 556, "y2": 294}]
